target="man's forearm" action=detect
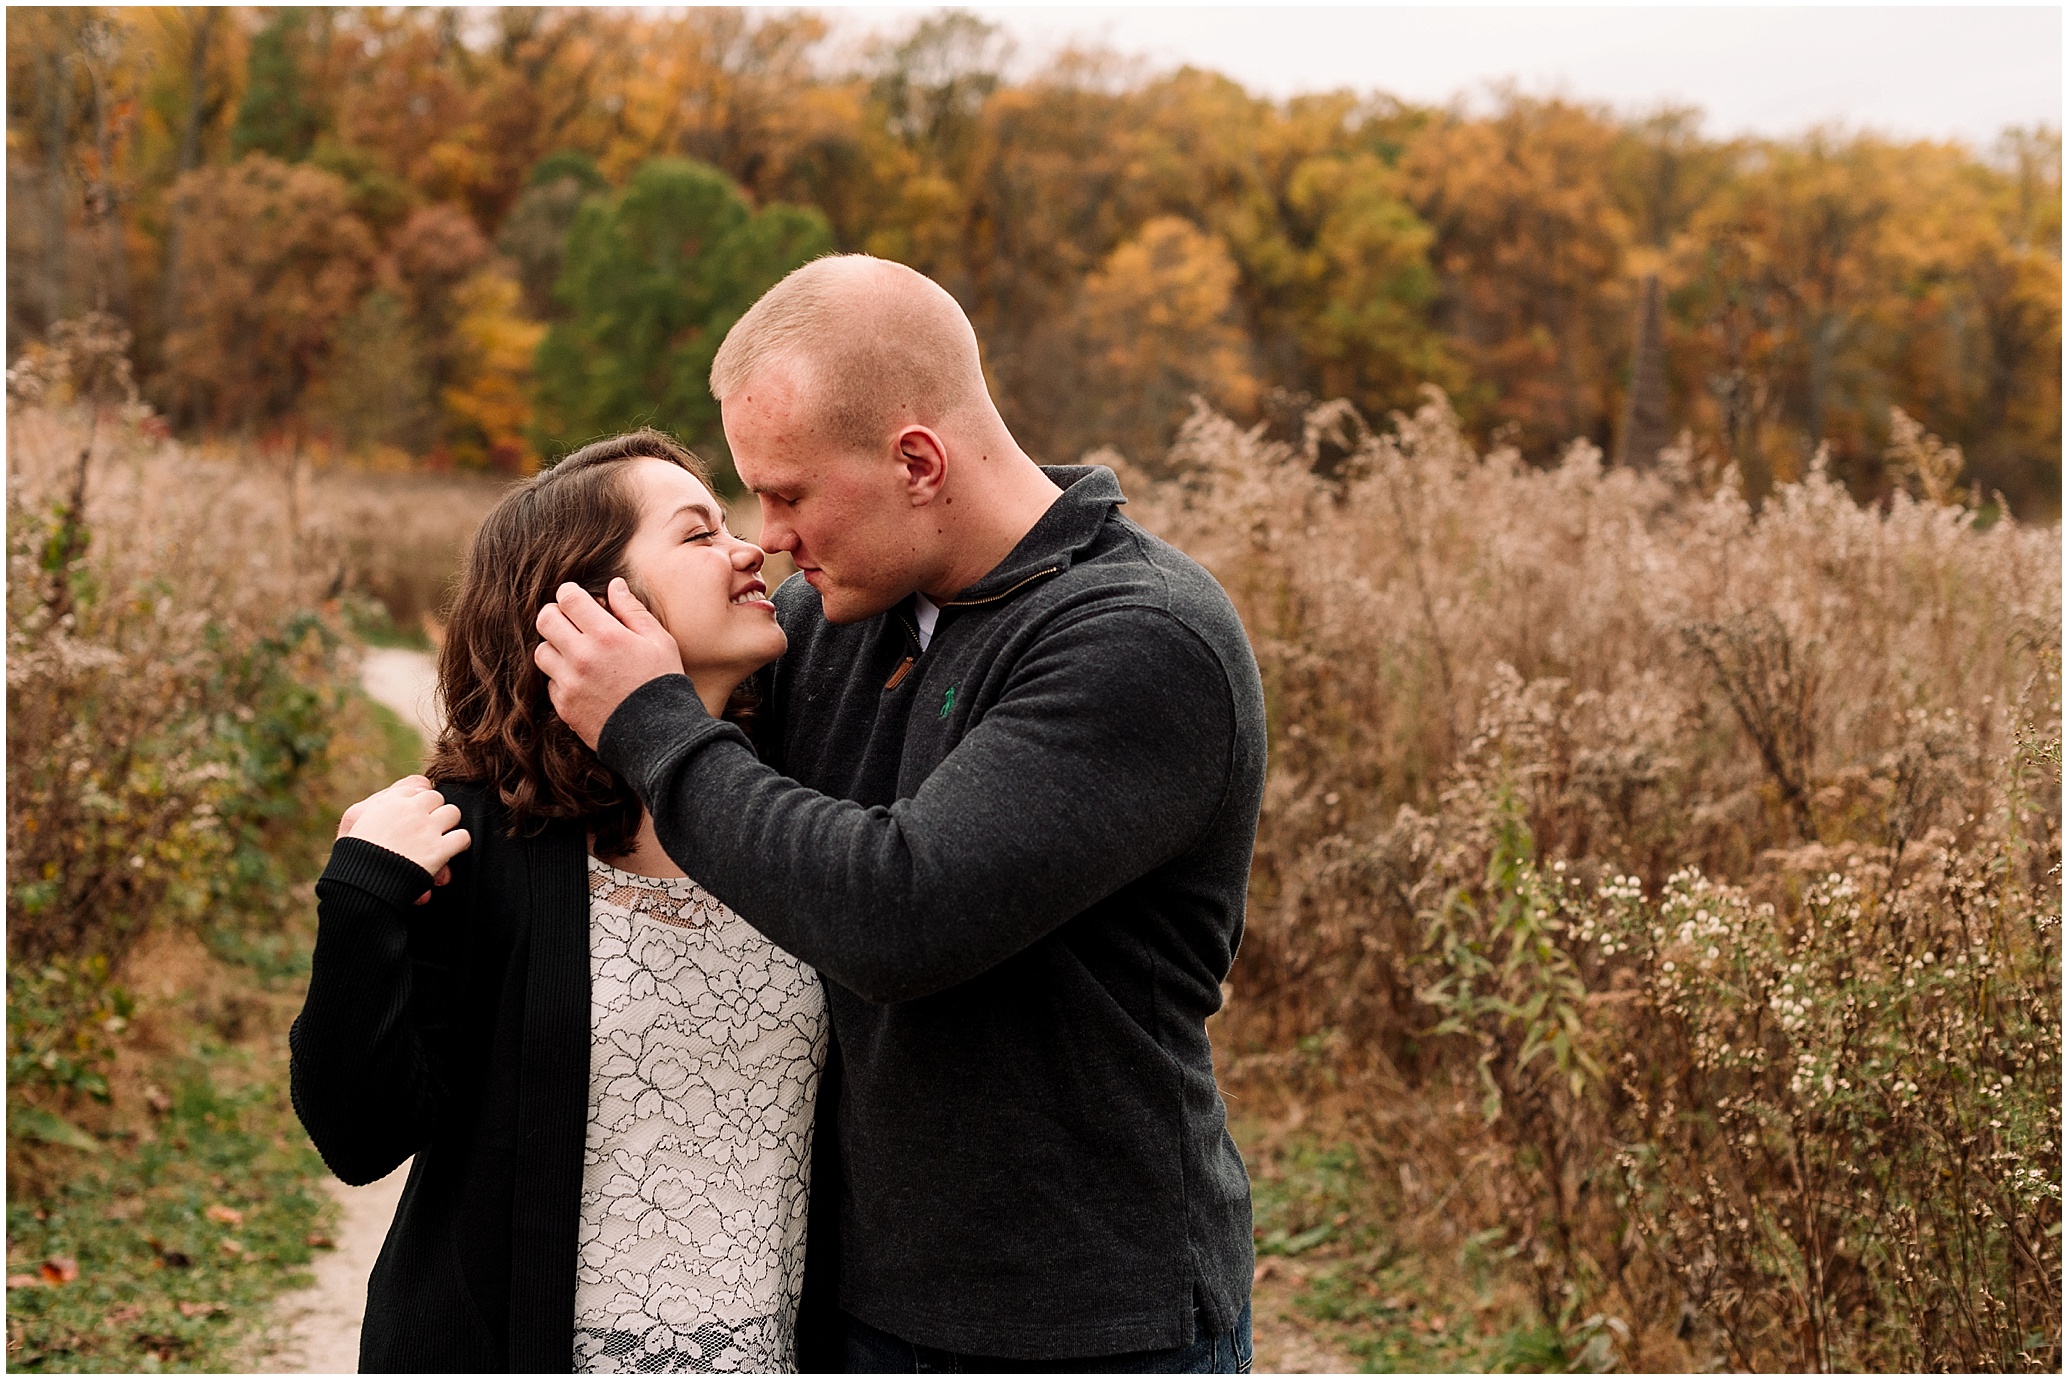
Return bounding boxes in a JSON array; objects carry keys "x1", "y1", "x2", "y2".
[
  {"x1": 597, "y1": 612, "x2": 1236, "y2": 1002},
  {"x1": 599, "y1": 675, "x2": 1097, "y2": 1001}
]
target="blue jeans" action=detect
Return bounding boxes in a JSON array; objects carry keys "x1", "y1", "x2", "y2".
[{"x1": 838, "y1": 1304, "x2": 1254, "y2": 1374}]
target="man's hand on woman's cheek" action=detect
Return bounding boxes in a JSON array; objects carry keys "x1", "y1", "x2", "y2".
[{"x1": 534, "y1": 578, "x2": 685, "y2": 750}]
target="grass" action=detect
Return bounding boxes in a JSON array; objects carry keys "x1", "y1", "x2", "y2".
[
  {"x1": 361, "y1": 695, "x2": 432, "y2": 775},
  {"x1": 4, "y1": 684, "x2": 425, "y2": 1373},
  {"x1": 1238, "y1": 1117, "x2": 1625, "y2": 1373},
  {"x1": 5, "y1": 1053, "x2": 336, "y2": 1373}
]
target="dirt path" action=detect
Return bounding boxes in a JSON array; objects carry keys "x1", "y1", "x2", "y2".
[
  {"x1": 268, "y1": 648, "x2": 439, "y2": 1373},
  {"x1": 357, "y1": 646, "x2": 443, "y2": 744}
]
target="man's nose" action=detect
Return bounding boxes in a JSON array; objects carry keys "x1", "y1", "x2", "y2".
[{"x1": 756, "y1": 502, "x2": 798, "y2": 554}]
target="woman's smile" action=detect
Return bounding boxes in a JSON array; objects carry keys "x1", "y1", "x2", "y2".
[{"x1": 617, "y1": 457, "x2": 789, "y2": 700}]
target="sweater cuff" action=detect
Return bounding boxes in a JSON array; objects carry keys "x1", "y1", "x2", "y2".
[
  {"x1": 322, "y1": 837, "x2": 436, "y2": 910},
  {"x1": 596, "y1": 673, "x2": 737, "y2": 797}
]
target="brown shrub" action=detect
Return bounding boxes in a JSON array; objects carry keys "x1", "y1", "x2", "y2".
[
  {"x1": 5, "y1": 397, "x2": 491, "y2": 1096},
  {"x1": 8, "y1": 404, "x2": 348, "y2": 965},
  {"x1": 1123, "y1": 391, "x2": 2061, "y2": 1369}
]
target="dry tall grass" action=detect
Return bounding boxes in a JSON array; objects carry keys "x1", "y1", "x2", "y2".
[
  {"x1": 5, "y1": 393, "x2": 495, "y2": 1120},
  {"x1": 7, "y1": 363, "x2": 2054, "y2": 1369},
  {"x1": 143, "y1": 437, "x2": 509, "y2": 637},
  {"x1": 6, "y1": 406, "x2": 347, "y2": 969},
  {"x1": 1119, "y1": 392, "x2": 2061, "y2": 1370}
]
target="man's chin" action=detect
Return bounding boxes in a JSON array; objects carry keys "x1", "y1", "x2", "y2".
[
  {"x1": 815, "y1": 584, "x2": 901, "y2": 626},
  {"x1": 819, "y1": 596, "x2": 872, "y2": 625}
]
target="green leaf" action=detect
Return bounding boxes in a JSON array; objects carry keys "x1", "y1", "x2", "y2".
[
  {"x1": 1280, "y1": 1223, "x2": 1337, "y2": 1256},
  {"x1": 12, "y1": 1106, "x2": 101, "y2": 1152}
]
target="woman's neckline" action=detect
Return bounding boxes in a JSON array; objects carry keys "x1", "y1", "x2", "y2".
[{"x1": 588, "y1": 853, "x2": 694, "y2": 886}]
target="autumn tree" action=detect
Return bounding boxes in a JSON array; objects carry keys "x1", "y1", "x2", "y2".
[
  {"x1": 312, "y1": 288, "x2": 434, "y2": 454},
  {"x1": 389, "y1": 202, "x2": 492, "y2": 406},
  {"x1": 1403, "y1": 94, "x2": 1636, "y2": 455},
  {"x1": 498, "y1": 150, "x2": 609, "y2": 320},
  {"x1": 942, "y1": 67, "x2": 1149, "y2": 455},
  {"x1": 1879, "y1": 130, "x2": 2062, "y2": 509},
  {"x1": 1068, "y1": 216, "x2": 1259, "y2": 467},
  {"x1": 141, "y1": 7, "x2": 240, "y2": 366},
  {"x1": 6, "y1": 9, "x2": 148, "y2": 348},
  {"x1": 6, "y1": 7, "x2": 86, "y2": 349},
  {"x1": 4, "y1": 7, "x2": 2057, "y2": 512},
  {"x1": 1255, "y1": 144, "x2": 1453, "y2": 419},
  {"x1": 442, "y1": 270, "x2": 546, "y2": 470},
  {"x1": 158, "y1": 154, "x2": 375, "y2": 430}
]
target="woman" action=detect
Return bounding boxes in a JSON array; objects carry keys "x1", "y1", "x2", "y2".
[{"x1": 289, "y1": 429, "x2": 825, "y2": 1373}]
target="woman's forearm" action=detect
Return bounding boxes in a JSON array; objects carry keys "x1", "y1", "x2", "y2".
[{"x1": 289, "y1": 838, "x2": 454, "y2": 1185}]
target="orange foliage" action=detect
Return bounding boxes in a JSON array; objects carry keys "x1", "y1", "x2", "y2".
[
  {"x1": 159, "y1": 154, "x2": 375, "y2": 430},
  {"x1": 7, "y1": 8, "x2": 2060, "y2": 508}
]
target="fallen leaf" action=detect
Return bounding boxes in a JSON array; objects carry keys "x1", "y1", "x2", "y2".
[
  {"x1": 38, "y1": 1257, "x2": 78, "y2": 1285},
  {"x1": 176, "y1": 1301, "x2": 222, "y2": 1319},
  {"x1": 104, "y1": 1304, "x2": 145, "y2": 1325},
  {"x1": 6, "y1": 1275, "x2": 45, "y2": 1289},
  {"x1": 305, "y1": 1233, "x2": 336, "y2": 1249},
  {"x1": 203, "y1": 1203, "x2": 243, "y2": 1226},
  {"x1": 216, "y1": 1238, "x2": 244, "y2": 1257},
  {"x1": 1252, "y1": 1259, "x2": 1278, "y2": 1283},
  {"x1": 143, "y1": 1085, "x2": 172, "y2": 1116}
]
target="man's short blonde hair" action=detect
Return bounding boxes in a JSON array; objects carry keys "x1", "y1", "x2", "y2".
[{"x1": 710, "y1": 254, "x2": 989, "y2": 453}]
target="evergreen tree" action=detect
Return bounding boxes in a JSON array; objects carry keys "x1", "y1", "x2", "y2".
[
  {"x1": 533, "y1": 157, "x2": 832, "y2": 476},
  {"x1": 230, "y1": 10, "x2": 323, "y2": 162}
]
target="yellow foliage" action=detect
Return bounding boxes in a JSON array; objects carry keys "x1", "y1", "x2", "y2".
[
  {"x1": 1074, "y1": 216, "x2": 1258, "y2": 468},
  {"x1": 440, "y1": 270, "x2": 544, "y2": 473},
  {"x1": 8, "y1": 7, "x2": 2058, "y2": 510}
]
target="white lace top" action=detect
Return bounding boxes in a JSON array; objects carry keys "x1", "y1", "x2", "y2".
[{"x1": 573, "y1": 857, "x2": 828, "y2": 1373}]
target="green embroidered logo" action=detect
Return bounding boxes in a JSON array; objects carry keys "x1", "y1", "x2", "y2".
[{"x1": 939, "y1": 686, "x2": 957, "y2": 719}]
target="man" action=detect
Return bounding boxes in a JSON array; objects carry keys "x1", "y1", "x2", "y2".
[{"x1": 535, "y1": 255, "x2": 1266, "y2": 1372}]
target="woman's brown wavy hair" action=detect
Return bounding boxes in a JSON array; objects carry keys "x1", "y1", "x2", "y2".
[{"x1": 425, "y1": 428, "x2": 744, "y2": 859}]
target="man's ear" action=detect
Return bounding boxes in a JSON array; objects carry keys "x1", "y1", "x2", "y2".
[{"x1": 895, "y1": 426, "x2": 949, "y2": 506}]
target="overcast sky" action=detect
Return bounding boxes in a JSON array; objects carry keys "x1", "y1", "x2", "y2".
[{"x1": 812, "y1": 5, "x2": 2061, "y2": 148}]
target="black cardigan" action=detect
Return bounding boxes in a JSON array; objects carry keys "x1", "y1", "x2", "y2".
[
  {"x1": 289, "y1": 784, "x2": 838, "y2": 1372},
  {"x1": 289, "y1": 782, "x2": 593, "y2": 1371}
]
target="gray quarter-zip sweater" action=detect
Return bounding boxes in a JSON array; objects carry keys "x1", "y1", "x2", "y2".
[{"x1": 596, "y1": 464, "x2": 1265, "y2": 1359}]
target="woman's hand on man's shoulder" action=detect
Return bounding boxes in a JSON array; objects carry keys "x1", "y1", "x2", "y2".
[{"x1": 338, "y1": 775, "x2": 471, "y2": 903}]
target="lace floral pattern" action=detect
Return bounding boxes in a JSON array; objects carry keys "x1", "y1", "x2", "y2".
[{"x1": 574, "y1": 859, "x2": 827, "y2": 1373}]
